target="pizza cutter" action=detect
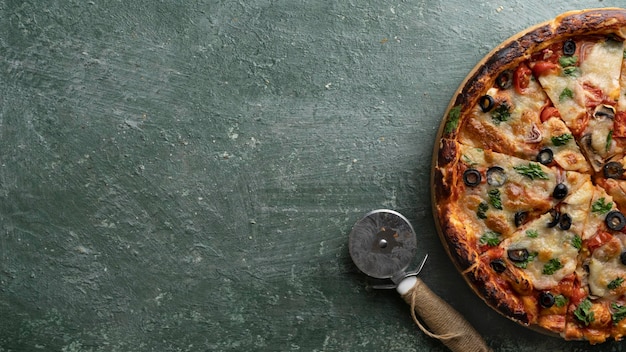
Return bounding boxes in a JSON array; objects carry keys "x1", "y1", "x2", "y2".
[{"x1": 349, "y1": 209, "x2": 491, "y2": 352}]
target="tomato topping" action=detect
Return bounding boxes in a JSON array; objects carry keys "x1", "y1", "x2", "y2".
[
  {"x1": 540, "y1": 106, "x2": 561, "y2": 122},
  {"x1": 582, "y1": 82, "x2": 605, "y2": 108},
  {"x1": 514, "y1": 63, "x2": 532, "y2": 95},
  {"x1": 531, "y1": 61, "x2": 559, "y2": 77},
  {"x1": 585, "y1": 230, "x2": 614, "y2": 253},
  {"x1": 614, "y1": 111, "x2": 626, "y2": 138}
]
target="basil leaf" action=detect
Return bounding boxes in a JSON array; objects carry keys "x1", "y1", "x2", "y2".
[
  {"x1": 542, "y1": 258, "x2": 563, "y2": 275},
  {"x1": 477, "y1": 202, "x2": 488, "y2": 219},
  {"x1": 574, "y1": 299, "x2": 595, "y2": 326},
  {"x1": 559, "y1": 87, "x2": 574, "y2": 101},
  {"x1": 444, "y1": 105, "x2": 461, "y2": 134},
  {"x1": 488, "y1": 189, "x2": 503, "y2": 210},
  {"x1": 612, "y1": 303, "x2": 626, "y2": 324},
  {"x1": 608, "y1": 277, "x2": 624, "y2": 290},
  {"x1": 592, "y1": 197, "x2": 613, "y2": 214},
  {"x1": 491, "y1": 103, "x2": 511, "y2": 125},
  {"x1": 514, "y1": 163, "x2": 549, "y2": 180},
  {"x1": 551, "y1": 133, "x2": 573, "y2": 146},
  {"x1": 479, "y1": 231, "x2": 501, "y2": 246}
]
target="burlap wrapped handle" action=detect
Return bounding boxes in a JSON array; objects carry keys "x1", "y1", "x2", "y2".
[{"x1": 396, "y1": 276, "x2": 491, "y2": 352}]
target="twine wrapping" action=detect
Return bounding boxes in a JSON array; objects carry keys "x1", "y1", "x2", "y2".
[{"x1": 400, "y1": 277, "x2": 491, "y2": 352}]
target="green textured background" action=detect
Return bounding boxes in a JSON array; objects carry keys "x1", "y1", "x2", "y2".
[{"x1": 2, "y1": 1, "x2": 626, "y2": 351}]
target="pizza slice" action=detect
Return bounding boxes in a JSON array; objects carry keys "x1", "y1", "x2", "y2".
[
  {"x1": 455, "y1": 143, "x2": 587, "y2": 253},
  {"x1": 563, "y1": 186, "x2": 626, "y2": 343},
  {"x1": 529, "y1": 35, "x2": 625, "y2": 171},
  {"x1": 458, "y1": 60, "x2": 589, "y2": 172},
  {"x1": 484, "y1": 172, "x2": 593, "y2": 333}
]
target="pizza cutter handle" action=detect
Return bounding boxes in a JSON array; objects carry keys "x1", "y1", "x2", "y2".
[{"x1": 397, "y1": 276, "x2": 491, "y2": 352}]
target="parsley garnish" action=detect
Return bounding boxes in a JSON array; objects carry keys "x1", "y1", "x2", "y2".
[
  {"x1": 477, "y1": 202, "x2": 489, "y2": 219},
  {"x1": 543, "y1": 258, "x2": 563, "y2": 275},
  {"x1": 479, "y1": 231, "x2": 501, "y2": 246},
  {"x1": 608, "y1": 277, "x2": 625, "y2": 290},
  {"x1": 559, "y1": 87, "x2": 574, "y2": 101},
  {"x1": 572, "y1": 235, "x2": 582, "y2": 250},
  {"x1": 444, "y1": 105, "x2": 461, "y2": 134},
  {"x1": 526, "y1": 229, "x2": 539, "y2": 238},
  {"x1": 606, "y1": 130, "x2": 614, "y2": 152},
  {"x1": 491, "y1": 103, "x2": 511, "y2": 125},
  {"x1": 574, "y1": 299, "x2": 595, "y2": 326},
  {"x1": 513, "y1": 252, "x2": 537, "y2": 269},
  {"x1": 554, "y1": 294, "x2": 568, "y2": 308},
  {"x1": 488, "y1": 189, "x2": 503, "y2": 210},
  {"x1": 514, "y1": 163, "x2": 549, "y2": 180},
  {"x1": 563, "y1": 66, "x2": 579, "y2": 76},
  {"x1": 551, "y1": 133, "x2": 573, "y2": 146},
  {"x1": 592, "y1": 197, "x2": 613, "y2": 214},
  {"x1": 559, "y1": 56, "x2": 578, "y2": 67},
  {"x1": 612, "y1": 303, "x2": 626, "y2": 324}
]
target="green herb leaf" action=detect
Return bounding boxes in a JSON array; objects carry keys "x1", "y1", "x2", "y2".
[
  {"x1": 444, "y1": 105, "x2": 462, "y2": 134},
  {"x1": 559, "y1": 56, "x2": 578, "y2": 67},
  {"x1": 606, "y1": 130, "x2": 614, "y2": 152},
  {"x1": 477, "y1": 202, "x2": 489, "y2": 219},
  {"x1": 488, "y1": 189, "x2": 503, "y2": 210},
  {"x1": 514, "y1": 163, "x2": 549, "y2": 180},
  {"x1": 462, "y1": 154, "x2": 477, "y2": 166},
  {"x1": 542, "y1": 258, "x2": 563, "y2": 275},
  {"x1": 526, "y1": 229, "x2": 539, "y2": 238},
  {"x1": 559, "y1": 87, "x2": 574, "y2": 101},
  {"x1": 563, "y1": 66, "x2": 579, "y2": 76},
  {"x1": 592, "y1": 197, "x2": 613, "y2": 214},
  {"x1": 612, "y1": 303, "x2": 626, "y2": 324},
  {"x1": 554, "y1": 294, "x2": 568, "y2": 308},
  {"x1": 513, "y1": 252, "x2": 537, "y2": 269},
  {"x1": 479, "y1": 231, "x2": 501, "y2": 246},
  {"x1": 491, "y1": 103, "x2": 511, "y2": 125},
  {"x1": 608, "y1": 277, "x2": 625, "y2": 290},
  {"x1": 551, "y1": 133, "x2": 573, "y2": 146},
  {"x1": 572, "y1": 235, "x2": 582, "y2": 250},
  {"x1": 574, "y1": 299, "x2": 595, "y2": 326}
]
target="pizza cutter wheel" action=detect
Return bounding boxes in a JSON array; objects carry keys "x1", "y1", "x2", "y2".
[{"x1": 349, "y1": 209, "x2": 491, "y2": 352}]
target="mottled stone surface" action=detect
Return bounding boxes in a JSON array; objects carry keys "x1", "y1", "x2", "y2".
[{"x1": 1, "y1": 1, "x2": 625, "y2": 351}]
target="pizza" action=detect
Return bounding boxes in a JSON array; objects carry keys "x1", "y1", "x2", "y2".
[{"x1": 432, "y1": 8, "x2": 626, "y2": 343}]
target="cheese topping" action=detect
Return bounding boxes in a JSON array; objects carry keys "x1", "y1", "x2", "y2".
[{"x1": 505, "y1": 213, "x2": 579, "y2": 290}]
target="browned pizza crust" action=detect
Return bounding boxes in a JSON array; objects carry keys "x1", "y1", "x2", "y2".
[{"x1": 432, "y1": 8, "x2": 626, "y2": 342}]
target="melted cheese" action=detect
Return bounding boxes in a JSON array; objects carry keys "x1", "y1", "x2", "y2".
[
  {"x1": 579, "y1": 40, "x2": 623, "y2": 101},
  {"x1": 588, "y1": 235, "x2": 626, "y2": 298},
  {"x1": 505, "y1": 213, "x2": 579, "y2": 290}
]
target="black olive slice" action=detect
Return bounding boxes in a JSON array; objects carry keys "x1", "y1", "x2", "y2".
[
  {"x1": 606, "y1": 210, "x2": 626, "y2": 231},
  {"x1": 621, "y1": 252, "x2": 626, "y2": 266},
  {"x1": 603, "y1": 162, "x2": 624, "y2": 179},
  {"x1": 507, "y1": 248, "x2": 529, "y2": 262},
  {"x1": 486, "y1": 166, "x2": 507, "y2": 187},
  {"x1": 563, "y1": 39, "x2": 576, "y2": 56},
  {"x1": 559, "y1": 213, "x2": 572, "y2": 231},
  {"x1": 496, "y1": 70, "x2": 513, "y2": 89},
  {"x1": 479, "y1": 95, "x2": 495, "y2": 113},
  {"x1": 547, "y1": 209, "x2": 560, "y2": 228},
  {"x1": 463, "y1": 168, "x2": 482, "y2": 187},
  {"x1": 553, "y1": 183, "x2": 568, "y2": 200},
  {"x1": 536, "y1": 148, "x2": 554, "y2": 165},
  {"x1": 539, "y1": 292, "x2": 555, "y2": 308},
  {"x1": 490, "y1": 259, "x2": 507, "y2": 273},
  {"x1": 514, "y1": 211, "x2": 529, "y2": 227}
]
